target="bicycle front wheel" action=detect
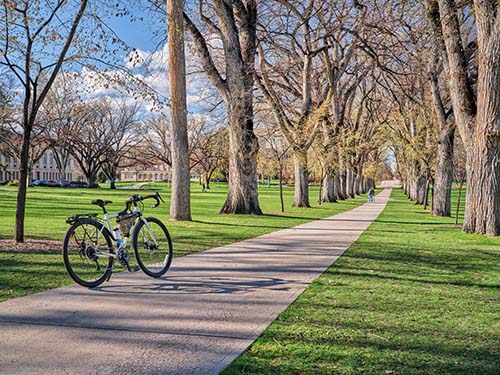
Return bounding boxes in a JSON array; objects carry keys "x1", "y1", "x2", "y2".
[
  {"x1": 132, "y1": 217, "x2": 173, "y2": 278},
  {"x1": 63, "y1": 218, "x2": 114, "y2": 288}
]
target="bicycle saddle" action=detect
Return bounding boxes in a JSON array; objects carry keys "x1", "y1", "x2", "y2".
[{"x1": 91, "y1": 199, "x2": 112, "y2": 207}]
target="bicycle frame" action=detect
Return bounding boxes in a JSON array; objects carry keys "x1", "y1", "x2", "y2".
[{"x1": 91, "y1": 205, "x2": 160, "y2": 260}]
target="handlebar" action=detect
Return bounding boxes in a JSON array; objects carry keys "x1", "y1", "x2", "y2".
[{"x1": 124, "y1": 192, "x2": 165, "y2": 211}]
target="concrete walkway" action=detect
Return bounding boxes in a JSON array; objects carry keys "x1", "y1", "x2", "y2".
[{"x1": 0, "y1": 189, "x2": 392, "y2": 375}]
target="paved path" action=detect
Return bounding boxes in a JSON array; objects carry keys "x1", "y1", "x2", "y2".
[{"x1": 0, "y1": 189, "x2": 392, "y2": 375}]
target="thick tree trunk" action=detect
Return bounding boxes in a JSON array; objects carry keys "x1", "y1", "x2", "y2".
[
  {"x1": 110, "y1": 178, "x2": 116, "y2": 190},
  {"x1": 463, "y1": 139, "x2": 500, "y2": 234},
  {"x1": 416, "y1": 176, "x2": 427, "y2": 205},
  {"x1": 168, "y1": 0, "x2": 191, "y2": 221},
  {"x1": 293, "y1": 150, "x2": 310, "y2": 207},
  {"x1": 345, "y1": 170, "x2": 353, "y2": 198},
  {"x1": 220, "y1": 103, "x2": 262, "y2": 214},
  {"x1": 354, "y1": 172, "x2": 362, "y2": 196},
  {"x1": 432, "y1": 125, "x2": 454, "y2": 216},
  {"x1": 436, "y1": 0, "x2": 500, "y2": 234},
  {"x1": 334, "y1": 174, "x2": 343, "y2": 200},
  {"x1": 321, "y1": 166, "x2": 336, "y2": 203},
  {"x1": 339, "y1": 169, "x2": 347, "y2": 200},
  {"x1": 461, "y1": 7, "x2": 500, "y2": 235}
]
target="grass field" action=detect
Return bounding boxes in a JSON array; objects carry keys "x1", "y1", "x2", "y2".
[
  {"x1": 0, "y1": 182, "x2": 372, "y2": 301},
  {"x1": 222, "y1": 188, "x2": 500, "y2": 375}
]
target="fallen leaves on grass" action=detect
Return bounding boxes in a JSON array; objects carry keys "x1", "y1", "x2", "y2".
[{"x1": 0, "y1": 239, "x2": 62, "y2": 252}]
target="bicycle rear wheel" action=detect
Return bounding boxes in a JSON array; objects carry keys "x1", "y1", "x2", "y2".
[
  {"x1": 132, "y1": 217, "x2": 173, "y2": 278},
  {"x1": 63, "y1": 218, "x2": 114, "y2": 288}
]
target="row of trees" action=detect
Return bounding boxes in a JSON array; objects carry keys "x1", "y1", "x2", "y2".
[
  {"x1": 4, "y1": 0, "x2": 499, "y2": 241},
  {"x1": 379, "y1": 0, "x2": 500, "y2": 235}
]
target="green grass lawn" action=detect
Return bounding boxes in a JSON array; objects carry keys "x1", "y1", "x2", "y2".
[
  {"x1": 0, "y1": 182, "x2": 372, "y2": 301},
  {"x1": 222, "y1": 188, "x2": 500, "y2": 375}
]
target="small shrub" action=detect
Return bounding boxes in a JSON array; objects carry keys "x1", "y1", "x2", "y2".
[{"x1": 6, "y1": 180, "x2": 19, "y2": 186}]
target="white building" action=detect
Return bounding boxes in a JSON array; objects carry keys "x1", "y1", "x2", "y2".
[{"x1": 0, "y1": 150, "x2": 78, "y2": 183}]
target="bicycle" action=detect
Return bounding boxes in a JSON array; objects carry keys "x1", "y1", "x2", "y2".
[{"x1": 63, "y1": 192, "x2": 173, "y2": 288}]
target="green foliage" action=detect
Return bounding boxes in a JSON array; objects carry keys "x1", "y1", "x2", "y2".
[
  {"x1": 223, "y1": 188, "x2": 500, "y2": 375},
  {"x1": 6, "y1": 180, "x2": 19, "y2": 186}
]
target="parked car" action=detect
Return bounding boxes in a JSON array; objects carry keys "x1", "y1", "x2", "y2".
[
  {"x1": 56, "y1": 180, "x2": 71, "y2": 187},
  {"x1": 32, "y1": 179, "x2": 48, "y2": 186}
]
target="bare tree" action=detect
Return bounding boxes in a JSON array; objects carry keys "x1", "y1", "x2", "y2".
[
  {"x1": 256, "y1": 0, "x2": 336, "y2": 207},
  {"x1": 432, "y1": 0, "x2": 500, "y2": 235},
  {"x1": 68, "y1": 101, "x2": 111, "y2": 186},
  {"x1": 191, "y1": 125, "x2": 229, "y2": 191},
  {"x1": 101, "y1": 101, "x2": 142, "y2": 189},
  {"x1": 0, "y1": 0, "x2": 88, "y2": 242},
  {"x1": 183, "y1": 0, "x2": 262, "y2": 214}
]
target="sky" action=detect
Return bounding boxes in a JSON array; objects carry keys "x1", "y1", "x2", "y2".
[{"x1": 78, "y1": 2, "x2": 221, "y2": 122}]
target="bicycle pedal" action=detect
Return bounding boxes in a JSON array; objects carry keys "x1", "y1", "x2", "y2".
[{"x1": 130, "y1": 266, "x2": 140, "y2": 273}]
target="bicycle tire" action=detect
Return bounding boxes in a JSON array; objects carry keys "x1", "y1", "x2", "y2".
[
  {"x1": 63, "y1": 218, "x2": 114, "y2": 288},
  {"x1": 132, "y1": 217, "x2": 173, "y2": 278}
]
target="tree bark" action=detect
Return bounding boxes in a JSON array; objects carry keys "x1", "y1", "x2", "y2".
[
  {"x1": 339, "y1": 169, "x2": 348, "y2": 200},
  {"x1": 293, "y1": 150, "x2": 310, "y2": 207},
  {"x1": 168, "y1": 0, "x2": 191, "y2": 221},
  {"x1": 416, "y1": 175, "x2": 427, "y2": 205},
  {"x1": 321, "y1": 165, "x2": 336, "y2": 203},
  {"x1": 334, "y1": 173, "x2": 343, "y2": 201},
  {"x1": 437, "y1": 0, "x2": 500, "y2": 234},
  {"x1": 15, "y1": 129, "x2": 32, "y2": 242},
  {"x1": 220, "y1": 102, "x2": 262, "y2": 214},
  {"x1": 432, "y1": 125, "x2": 454, "y2": 216}
]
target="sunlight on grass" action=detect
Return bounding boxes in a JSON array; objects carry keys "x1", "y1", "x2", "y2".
[
  {"x1": 222, "y1": 188, "x2": 500, "y2": 375},
  {"x1": 0, "y1": 182, "x2": 371, "y2": 301}
]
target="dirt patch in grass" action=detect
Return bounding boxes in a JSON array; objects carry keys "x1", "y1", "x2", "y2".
[{"x1": 0, "y1": 239, "x2": 62, "y2": 252}]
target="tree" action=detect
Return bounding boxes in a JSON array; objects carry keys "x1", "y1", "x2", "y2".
[
  {"x1": 256, "y1": 0, "x2": 334, "y2": 207},
  {"x1": 68, "y1": 100, "x2": 112, "y2": 186},
  {"x1": 0, "y1": 0, "x2": 88, "y2": 242},
  {"x1": 168, "y1": 0, "x2": 191, "y2": 221},
  {"x1": 257, "y1": 124, "x2": 290, "y2": 212},
  {"x1": 433, "y1": 0, "x2": 500, "y2": 234},
  {"x1": 183, "y1": 0, "x2": 262, "y2": 214},
  {"x1": 425, "y1": 0, "x2": 456, "y2": 217},
  {"x1": 191, "y1": 125, "x2": 229, "y2": 191},
  {"x1": 101, "y1": 101, "x2": 141, "y2": 189}
]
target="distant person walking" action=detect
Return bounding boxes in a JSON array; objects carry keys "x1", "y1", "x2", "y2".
[{"x1": 368, "y1": 187, "x2": 375, "y2": 202}]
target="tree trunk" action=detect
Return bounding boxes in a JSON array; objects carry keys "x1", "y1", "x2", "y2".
[
  {"x1": 347, "y1": 170, "x2": 355, "y2": 198},
  {"x1": 15, "y1": 129, "x2": 32, "y2": 242},
  {"x1": 416, "y1": 176, "x2": 427, "y2": 205},
  {"x1": 220, "y1": 103, "x2": 262, "y2": 214},
  {"x1": 321, "y1": 166, "x2": 336, "y2": 203},
  {"x1": 110, "y1": 178, "x2": 116, "y2": 190},
  {"x1": 354, "y1": 172, "x2": 361, "y2": 196},
  {"x1": 463, "y1": 140, "x2": 500, "y2": 234},
  {"x1": 168, "y1": 0, "x2": 191, "y2": 221},
  {"x1": 334, "y1": 173, "x2": 343, "y2": 200},
  {"x1": 339, "y1": 169, "x2": 347, "y2": 200},
  {"x1": 436, "y1": 0, "x2": 500, "y2": 235},
  {"x1": 424, "y1": 177, "x2": 431, "y2": 210},
  {"x1": 279, "y1": 167, "x2": 284, "y2": 213},
  {"x1": 432, "y1": 125, "x2": 454, "y2": 216},
  {"x1": 293, "y1": 150, "x2": 310, "y2": 207}
]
